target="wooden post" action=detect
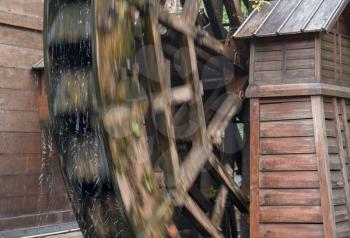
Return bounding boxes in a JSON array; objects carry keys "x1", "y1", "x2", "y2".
[
  {"x1": 250, "y1": 99, "x2": 260, "y2": 238},
  {"x1": 311, "y1": 96, "x2": 336, "y2": 238}
]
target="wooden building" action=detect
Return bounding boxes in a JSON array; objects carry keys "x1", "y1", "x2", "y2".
[
  {"x1": 0, "y1": 0, "x2": 75, "y2": 235},
  {"x1": 234, "y1": 0, "x2": 350, "y2": 237}
]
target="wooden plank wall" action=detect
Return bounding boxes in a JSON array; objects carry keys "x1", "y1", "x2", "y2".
[
  {"x1": 251, "y1": 96, "x2": 350, "y2": 237},
  {"x1": 0, "y1": 0, "x2": 43, "y2": 30},
  {"x1": 324, "y1": 97, "x2": 350, "y2": 237},
  {"x1": 321, "y1": 13, "x2": 350, "y2": 88},
  {"x1": 252, "y1": 35, "x2": 316, "y2": 86},
  {"x1": 320, "y1": 33, "x2": 350, "y2": 87},
  {"x1": 251, "y1": 97, "x2": 325, "y2": 237},
  {"x1": 0, "y1": 0, "x2": 74, "y2": 232}
]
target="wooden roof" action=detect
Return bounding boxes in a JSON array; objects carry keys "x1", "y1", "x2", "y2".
[{"x1": 234, "y1": 0, "x2": 350, "y2": 38}]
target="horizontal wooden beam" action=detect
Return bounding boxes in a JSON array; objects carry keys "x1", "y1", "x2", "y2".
[
  {"x1": 247, "y1": 83, "x2": 350, "y2": 99},
  {"x1": 152, "y1": 85, "x2": 193, "y2": 111},
  {"x1": 0, "y1": 11, "x2": 43, "y2": 31}
]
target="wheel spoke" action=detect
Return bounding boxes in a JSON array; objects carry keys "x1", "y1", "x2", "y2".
[
  {"x1": 143, "y1": 1, "x2": 181, "y2": 190},
  {"x1": 45, "y1": 0, "x2": 249, "y2": 237},
  {"x1": 209, "y1": 154, "x2": 249, "y2": 213},
  {"x1": 211, "y1": 186, "x2": 229, "y2": 229},
  {"x1": 183, "y1": 195, "x2": 225, "y2": 238}
]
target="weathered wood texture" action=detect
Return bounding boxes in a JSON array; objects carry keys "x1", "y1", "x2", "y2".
[
  {"x1": 0, "y1": 0, "x2": 44, "y2": 30},
  {"x1": 0, "y1": 2, "x2": 73, "y2": 231},
  {"x1": 320, "y1": 17, "x2": 350, "y2": 88},
  {"x1": 250, "y1": 97, "x2": 327, "y2": 237},
  {"x1": 251, "y1": 35, "x2": 316, "y2": 86},
  {"x1": 324, "y1": 97, "x2": 350, "y2": 236},
  {"x1": 251, "y1": 96, "x2": 350, "y2": 237},
  {"x1": 248, "y1": 9, "x2": 350, "y2": 100},
  {"x1": 313, "y1": 96, "x2": 336, "y2": 238},
  {"x1": 234, "y1": 0, "x2": 349, "y2": 39}
]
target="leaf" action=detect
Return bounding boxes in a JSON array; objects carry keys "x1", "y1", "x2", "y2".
[
  {"x1": 132, "y1": 121, "x2": 141, "y2": 138},
  {"x1": 250, "y1": 0, "x2": 269, "y2": 11},
  {"x1": 144, "y1": 178, "x2": 153, "y2": 193}
]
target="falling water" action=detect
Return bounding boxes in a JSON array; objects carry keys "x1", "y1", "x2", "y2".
[
  {"x1": 43, "y1": 0, "x2": 135, "y2": 237},
  {"x1": 37, "y1": 127, "x2": 54, "y2": 226}
]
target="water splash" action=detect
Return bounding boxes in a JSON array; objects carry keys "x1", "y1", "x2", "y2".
[{"x1": 43, "y1": 1, "x2": 134, "y2": 237}]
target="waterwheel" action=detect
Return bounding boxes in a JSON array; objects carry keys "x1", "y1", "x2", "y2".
[{"x1": 44, "y1": 0, "x2": 250, "y2": 237}]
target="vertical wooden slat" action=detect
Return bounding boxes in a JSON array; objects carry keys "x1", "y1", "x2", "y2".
[
  {"x1": 334, "y1": 33, "x2": 338, "y2": 82},
  {"x1": 249, "y1": 40, "x2": 256, "y2": 85},
  {"x1": 315, "y1": 33, "x2": 321, "y2": 83},
  {"x1": 281, "y1": 39, "x2": 287, "y2": 80},
  {"x1": 335, "y1": 23, "x2": 341, "y2": 84},
  {"x1": 250, "y1": 99, "x2": 260, "y2": 238},
  {"x1": 341, "y1": 99, "x2": 350, "y2": 163},
  {"x1": 339, "y1": 34, "x2": 343, "y2": 81},
  {"x1": 312, "y1": 96, "x2": 336, "y2": 238},
  {"x1": 340, "y1": 99, "x2": 350, "y2": 229}
]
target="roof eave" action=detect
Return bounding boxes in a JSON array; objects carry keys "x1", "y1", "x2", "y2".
[
  {"x1": 233, "y1": 0, "x2": 350, "y2": 39},
  {"x1": 322, "y1": 0, "x2": 350, "y2": 32}
]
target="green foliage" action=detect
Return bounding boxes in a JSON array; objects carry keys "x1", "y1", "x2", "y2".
[
  {"x1": 241, "y1": 1, "x2": 249, "y2": 16},
  {"x1": 144, "y1": 177, "x2": 154, "y2": 193},
  {"x1": 199, "y1": 0, "x2": 268, "y2": 27},
  {"x1": 223, "y1": 6, "x2": 229, "y2": 25},
  {"x1": 132, "y1": 121, "x2": 141, "y2": 138},
  {"x1": 251, "y1": 0, "x2": 270, "y2": 11}
]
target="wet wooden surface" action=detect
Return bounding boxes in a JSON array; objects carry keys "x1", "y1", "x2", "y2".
[
  {"x1": 0, "y1": 0, "x2": 74, "y2": 231},
  {"x1": 44, "y1": 231, "x2": 83, "y2": 238}
]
